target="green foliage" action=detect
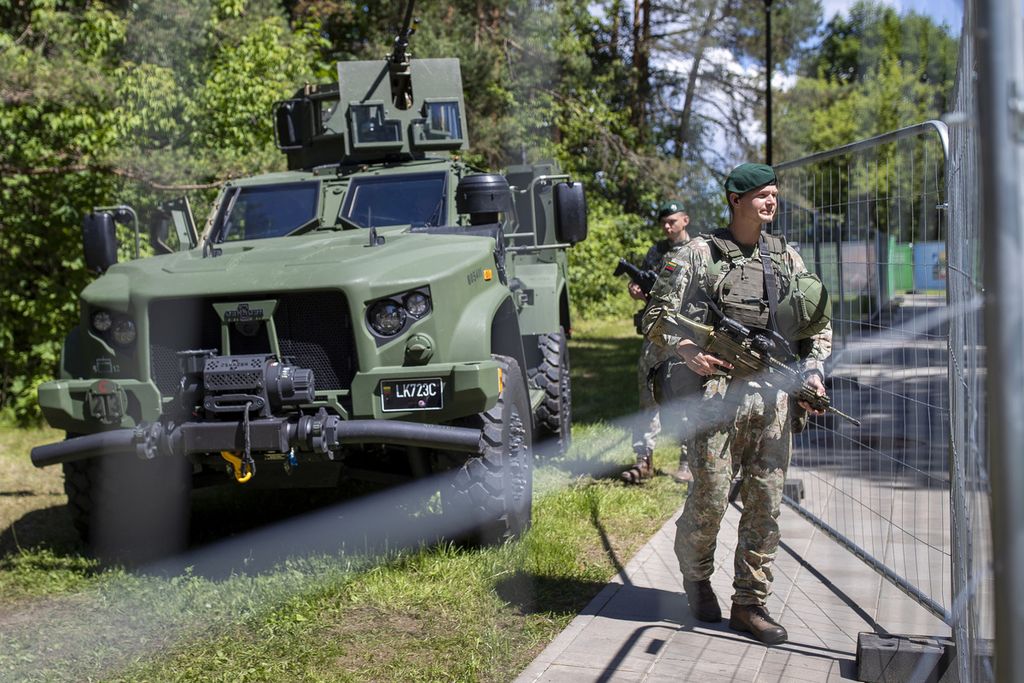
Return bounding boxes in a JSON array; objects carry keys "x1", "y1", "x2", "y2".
[
  {"x1": 568, "y1": 197, "x2": 652, "y2": 319},
  {"x1": 777, "y1": 0, "x2": 957, "y2": 161},
  {"x1": 773, "y1": 2, "x2": 956, "y2": 240},
  {"x1": 0, "y1": 0, "x2": 325, "y2": 422}
]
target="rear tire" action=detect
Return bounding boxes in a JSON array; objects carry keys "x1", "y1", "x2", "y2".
[
  {"x1": 441, "y1": 355, "x2": 533, "y2": 544},
  {"x1": 531, "y1": 328, "x2": 572, "y2": 455}
]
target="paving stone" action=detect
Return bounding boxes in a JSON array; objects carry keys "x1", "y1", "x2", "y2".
[
  {"x1": 531, "y1": 663, "x2": 644, "y2": 682},
  {"x1": 514, "y1": 501, "x2": 948, "y2": 683}
]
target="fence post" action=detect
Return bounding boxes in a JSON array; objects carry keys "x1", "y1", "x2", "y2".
[{"x1": 977, "y1": 0, "x2": 1024, "y2": 680}]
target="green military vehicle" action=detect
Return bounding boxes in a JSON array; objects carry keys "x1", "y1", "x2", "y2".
[{"x1": 30, "y1": 8, "x2": 587, "y2": 556}]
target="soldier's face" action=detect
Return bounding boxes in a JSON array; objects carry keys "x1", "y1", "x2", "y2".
[
  {"x1": 661, "y1": 212, "x2": 690, "y2": 241},
  {"x1": 732, "y1": 184, "x2": 778, "y2": 224}
]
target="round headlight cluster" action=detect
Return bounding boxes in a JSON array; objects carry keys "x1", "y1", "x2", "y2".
[
  {"x1": 90, "y1": 309, "x2": 137, "y2": 346},
  {"x1": 368, "y1": 301, "x2": 407, "y2": 336},
  {"x1": 366, "y1": 289, "x2": 432, "y2": 338}
]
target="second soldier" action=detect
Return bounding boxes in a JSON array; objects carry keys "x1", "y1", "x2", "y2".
[{"x1": 622, "y1": 200, "x2": 695, "y2": 485}]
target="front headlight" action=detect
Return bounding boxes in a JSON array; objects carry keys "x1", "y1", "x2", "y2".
[
  {"x1": 368, "y1": 301, "x2": 407, "y2": 336},
  {"x1": 91, "y1": 310, "x2": 113, "y2": 333},
  {"x1": 404, "y1": 291, "x2": 431, "y2": 318},
  {"x1": 111, "y1": 318, "x2": 137, "y2": 345}
]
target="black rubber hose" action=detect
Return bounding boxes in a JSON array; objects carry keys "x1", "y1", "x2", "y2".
[
  {"x1": 333, "y1": 420, "x2": 481, "y2": 453},
  {"x1": 30, "y1": 429, "x2": 136, "y2": 468}
]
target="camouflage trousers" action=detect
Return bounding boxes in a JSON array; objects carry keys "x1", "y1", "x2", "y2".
[
  {"x1": 674, "y1": 377, "x2": 792, "y2": 606},
  {"x1": 634, "y1": 339, "x2": 692, "y2": 465}
]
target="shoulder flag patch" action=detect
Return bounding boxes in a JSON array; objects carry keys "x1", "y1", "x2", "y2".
[{"x1": 663, "y1": 260, "x2": 679, "y2": 273}]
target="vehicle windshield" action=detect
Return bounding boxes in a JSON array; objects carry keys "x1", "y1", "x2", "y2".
[
  {"x1": 340, "y1": 172, "x2": 447, "y2": 228},
  {"x1": 215, "y1": 181, "x2": 320, "y2": 242}
]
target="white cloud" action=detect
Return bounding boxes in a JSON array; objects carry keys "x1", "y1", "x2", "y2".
[{"x1": 652, "y1": 0, "x2": 963, "y2": 167}]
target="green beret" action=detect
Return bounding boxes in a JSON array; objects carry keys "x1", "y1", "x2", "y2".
[
  {"x1": 657, "y1": 200, "x2": 684, "y2": 218},
  {"x1": 724, "y1": 163, "x2": 777, "y2": 195}
]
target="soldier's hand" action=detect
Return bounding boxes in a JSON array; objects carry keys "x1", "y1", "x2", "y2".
[
  {"x1": 798, "y1": 373, "x2": 827, "y2": 415},
  {"x1": 676, "y1": 340, "x2": 733, "y2": 376},
  {"x1": 627, "y1": 282, "x2": 646, "y2": 300}
]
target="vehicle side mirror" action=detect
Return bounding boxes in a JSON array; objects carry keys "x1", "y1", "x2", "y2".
[
  {"x1": 82, "y1": 212, "x2": 118, "y2": 274},
  {"x1": 554, "y1": 182, "x2": 588, "y2": 245}
]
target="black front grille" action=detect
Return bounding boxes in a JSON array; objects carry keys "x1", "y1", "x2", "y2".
[
  {"x1": 149, "y1": 300, "x2": 220, "y2": 396},
  {"x1": 148, "y1": 292, "x2": 358, "y2": 397}
]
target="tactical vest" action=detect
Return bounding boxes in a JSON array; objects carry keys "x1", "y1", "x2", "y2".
[
  {"x1": 704, "y1": 229, "x2": 789, "y2": 331},
  {"x1": 700, "y1": 229, "x2": 829, "y2": 342}
]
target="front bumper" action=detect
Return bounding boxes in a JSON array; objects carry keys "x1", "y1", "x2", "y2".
[{"x1": 37, "y1": 361, "x2": 501, "y2": 434}]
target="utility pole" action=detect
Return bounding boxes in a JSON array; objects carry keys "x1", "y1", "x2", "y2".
[{"x1": 764, "y1": 0, "x2": 773, "y2": 165}]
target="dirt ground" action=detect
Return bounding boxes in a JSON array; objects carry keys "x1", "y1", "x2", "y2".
[{"x1": 0, "y1": 426, "x2": 83, "y2": 556}]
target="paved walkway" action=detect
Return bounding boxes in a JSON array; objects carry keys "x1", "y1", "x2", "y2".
[{"x1": 515, "y1": 501, "x2": 949, "y2": 682}]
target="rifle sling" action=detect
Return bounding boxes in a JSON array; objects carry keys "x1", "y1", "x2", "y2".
[{"x1": 758, "y1": 234, "x2": 781, "y2": 334}]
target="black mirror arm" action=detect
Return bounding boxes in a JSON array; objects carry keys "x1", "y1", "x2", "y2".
[{"x1": 95, "y1": 205, "x2": 140, "y2": 258}]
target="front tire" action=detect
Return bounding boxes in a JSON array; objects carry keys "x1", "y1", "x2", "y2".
[
  {"x1": 62, "y1": 442, "x2": 191, "y2": 564},
  {"x1": 441, "y1": 355, "x2": 533, "y2": 544}
]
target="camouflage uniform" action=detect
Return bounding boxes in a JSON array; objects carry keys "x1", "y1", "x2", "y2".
[
  {"x1": 642, "y1": 234, "x2": 832, "y2": 606},
  {"x1": 634, "y1": 238, "x2": 691, "y2": 457}
]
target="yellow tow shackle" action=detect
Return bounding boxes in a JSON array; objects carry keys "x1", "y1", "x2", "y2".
[{"x1": 220, "y1": 451, "x2": 253, "y2": 484}]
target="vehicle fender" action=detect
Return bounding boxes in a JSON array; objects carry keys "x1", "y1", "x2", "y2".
[
  {"x1": 446, "y1": 288, "x2": 528, "y2": 388},
  {"x1": 510, "y1": 262, "x2": 564, "y2": 336}
]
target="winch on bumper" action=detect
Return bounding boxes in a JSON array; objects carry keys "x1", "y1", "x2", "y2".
[{"x1": 32, "y1": 351, "x2": 499, "y2": 470}]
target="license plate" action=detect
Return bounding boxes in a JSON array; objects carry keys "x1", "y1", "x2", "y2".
[{"x1": 380, "y1": 378, "x2": 444, "y2": 412}]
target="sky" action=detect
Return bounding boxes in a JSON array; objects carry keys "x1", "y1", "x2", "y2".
[
  {"x1": 656, "y1": 0, "x2": 965, "y2": 171},
  {"x1": 821, "y1": 0, "x2": 963, "y2": 32}
]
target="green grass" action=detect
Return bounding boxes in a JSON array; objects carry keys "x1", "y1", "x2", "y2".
[{"x1": 0, "y1": 318, "x2": 688, "y2": 682}]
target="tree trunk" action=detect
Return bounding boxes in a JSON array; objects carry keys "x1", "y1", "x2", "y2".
[
  {"x1": 609, "y1": 0, "x2": 622, "y2": 60},
  {"x1": 631, "y1": 0, "x2": 651, "y2": 142},
  {"x1": 678, "y1": 0, "x2": 722, "y2": 154}
]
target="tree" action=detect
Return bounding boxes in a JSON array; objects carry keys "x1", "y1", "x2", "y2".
[
  {"x1": 647, "y1": 0, "x2": 822, "y2": 166},
  {"x1": 772, "y1": 1, "x2": 957, "y2": 240},
  {"x1": 0, "y1": 0, "x2": 325, "y2": 421},
  {"x1": 778, "y1": 0, "x2": 957, "y2": 158}
]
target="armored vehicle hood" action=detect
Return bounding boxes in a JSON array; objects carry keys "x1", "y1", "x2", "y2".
[{"x1": 83, "y1": 229, "x2": 499, "y2": 304}]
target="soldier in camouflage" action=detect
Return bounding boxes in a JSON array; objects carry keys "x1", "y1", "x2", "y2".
[
  {"x1": 622, "y1": 201, "x2": 694, "y2": 485},
  {"x1": 642, "y1": 163, "x2": 832, "y2": 645}
]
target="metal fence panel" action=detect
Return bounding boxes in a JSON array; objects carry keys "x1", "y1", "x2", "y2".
[
  {"x1": 775, "y1": 124, "x2": 955, "y2": 631},
  {"x1": 775, "y1": 45, "x2": 996, "y2": 675},
  {"x1": 946, "y1": 3, "x2": 993, "y2": 681}
]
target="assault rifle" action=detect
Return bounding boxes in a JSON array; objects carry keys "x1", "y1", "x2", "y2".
[
  {"x1": 648, "y1": 310, "x2": 860, "y2": 426},
  {"x1": 614, "y1": 258, "x2": 657, "y2": 296}
]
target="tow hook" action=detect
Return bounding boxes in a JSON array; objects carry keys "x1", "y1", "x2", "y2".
[{"x1": 220, "y1": 451, "x2": 254, "y2": 484}]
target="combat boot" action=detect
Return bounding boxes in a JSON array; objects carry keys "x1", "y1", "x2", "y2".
[
  {"x1": 729, "y1": 603, "x2": 788, "y2": 645},
  {"x1": 621, "y1": 449, "x2": 654, "y2": 485},
  {"x1": 671, "y1": 459, "x2": 692, "y2": 484},
  {"x1": 682, "y1": 579, "x2": 722, "y2": 622}
]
